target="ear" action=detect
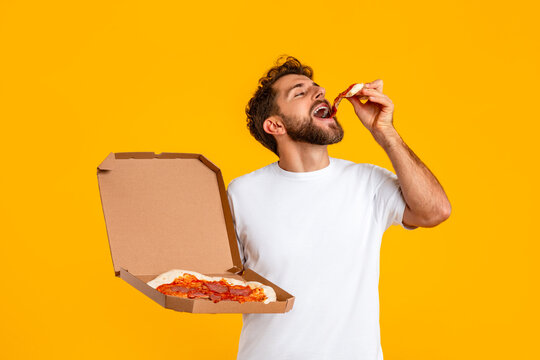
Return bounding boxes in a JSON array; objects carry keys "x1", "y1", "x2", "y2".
[{"x1": 263, "y1": 115, "x2": 286, "y2": 136}]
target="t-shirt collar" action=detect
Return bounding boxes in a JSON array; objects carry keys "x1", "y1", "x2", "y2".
[{"x1": 271, "y1": 157, "x2": 335, "y2": 180}]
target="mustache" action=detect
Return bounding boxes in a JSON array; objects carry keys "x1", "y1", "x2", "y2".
[{"x1": 310, "y1": 99, "x2": 331, "y2": 114}]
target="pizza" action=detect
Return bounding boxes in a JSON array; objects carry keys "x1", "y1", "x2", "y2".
[
  {"x1": 329, "y1": 83, "x2": 369, "y2": 118},
  {"x1": 147, "y1": 269, "x2": 277, "y2": 304}
]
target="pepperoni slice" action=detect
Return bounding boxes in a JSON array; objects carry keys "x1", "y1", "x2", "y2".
[
  {"x1": 169, "y1": 285, "x2": 189, "y2": 293},
  {"x1": 206, "y1": 282, "x2": 228, "y2": 293},
  {"x1": 329, "y1": 83, "x2": 369, "y2": 118},
  {"x1": 230, "y1": 287, "x2": 251, "y2": 297}
]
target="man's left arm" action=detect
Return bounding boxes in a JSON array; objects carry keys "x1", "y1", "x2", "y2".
[{"x1": 347, "y1": 79, "x2": 451, "y2": 228}]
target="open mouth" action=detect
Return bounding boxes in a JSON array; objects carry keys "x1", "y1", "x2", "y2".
[{"x1": 312, "y1": 102, "x2": 332, "y2": 119}]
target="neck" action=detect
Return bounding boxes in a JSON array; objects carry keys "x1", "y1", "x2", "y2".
[{"x1": 277, "y1": 143, "x2": 330, "y2": 172}]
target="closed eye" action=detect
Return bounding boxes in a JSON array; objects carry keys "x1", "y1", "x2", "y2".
[{"x1": 295, "y1": 92, "x2": 305, "y2": 97}]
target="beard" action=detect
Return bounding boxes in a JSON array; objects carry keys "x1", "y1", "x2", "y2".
[{"x1": 279, "y1": 111, "x2": 344, "y2": 145}]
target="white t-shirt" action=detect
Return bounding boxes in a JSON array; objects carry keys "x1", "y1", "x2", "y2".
[{"x1": 226, "y1": 157, "x2": 416, "y2": 360}]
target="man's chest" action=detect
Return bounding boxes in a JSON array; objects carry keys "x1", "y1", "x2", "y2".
[{"x1": 236, "y1": 183, "x2": 379, "y2": 272}]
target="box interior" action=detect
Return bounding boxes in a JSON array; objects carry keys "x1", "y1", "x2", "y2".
[{"x1": 98, "y1": 152, "x2": 242, "y2": 277}]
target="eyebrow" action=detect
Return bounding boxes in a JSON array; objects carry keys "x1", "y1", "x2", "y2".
[{"x1": 286, "y1": 82, "x2": 320, "y2": 98}]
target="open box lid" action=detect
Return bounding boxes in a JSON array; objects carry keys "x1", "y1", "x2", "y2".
[{"x1": 97, "y1": 152, "x2": 243, "y2": 277}]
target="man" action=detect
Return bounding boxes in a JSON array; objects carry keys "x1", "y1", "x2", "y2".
[{"x1": 227, "y1": 56, "x2": 451, "y2": 360}]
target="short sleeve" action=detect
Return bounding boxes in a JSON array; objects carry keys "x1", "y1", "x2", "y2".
[
  {"x1": 370, "y1": 165, "x2": 417, "y2": 231},
  {"x1": 227, "y1": 182, "x2": 246, "y2": 266}
]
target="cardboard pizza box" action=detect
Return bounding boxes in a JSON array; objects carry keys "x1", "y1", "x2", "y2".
[{"x1": 97, "y1": 152, "x2": 295, "y2": 314}]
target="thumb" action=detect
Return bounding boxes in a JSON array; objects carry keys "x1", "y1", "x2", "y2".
[
  {"x1": 346, "y1": 96, "x2": 367, "y2": 109},
  {"x1": 346, "y1": 96, "x2": 371, "y2": 118},
  {"x1": 346, "y1": 96, "x2": 359, "y2": 106}
]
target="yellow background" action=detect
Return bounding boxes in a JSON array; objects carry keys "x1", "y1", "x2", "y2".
[{"x1": 1, "y1": 0, "x2": 538, "y2": 359}]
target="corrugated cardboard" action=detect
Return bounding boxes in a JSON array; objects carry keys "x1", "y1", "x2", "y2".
[{"x1": 97, "y1": 152, "x2": 295, "y2": 313}]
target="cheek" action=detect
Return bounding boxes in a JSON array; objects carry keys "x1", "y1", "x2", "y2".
[{"x1": 280, "y1": 101, "x2": 313, "y2": 123}]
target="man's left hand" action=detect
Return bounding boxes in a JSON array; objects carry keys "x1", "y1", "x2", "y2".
[{"x1": 346, "y1": 79, "x2": 395, "y2": 138}]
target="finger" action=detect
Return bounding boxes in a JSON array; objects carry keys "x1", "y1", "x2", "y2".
[
  {"x1": 346, "y1": 96, "x2": 371, "y2": 116},
  {"x1": 366, "y1": 94, "x2": 393, "y2": 109},
  {"x1": 359, "y1": 87, "x2": 384, "y2": 98},
  {"x1": 365, "y1": 79, "x2": 383, "y2": 92},
  {"x1": 346, "y1": 96, "x2": 362, "y2": 106},
  {"x1": 346, "y1": 96, "x2": 369, "y2": 109},
  {"x1": 364, "y1": 79, "x2": 383, "y2": 93}
]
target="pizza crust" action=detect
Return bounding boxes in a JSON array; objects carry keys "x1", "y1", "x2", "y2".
[
  {"x1": 330, "y1": 82, "x2": 370, "y2": 118},
  {"x1": 147, "y1": 269, "x2": 277, "y2": 304},
  {"x1": 345, "y1": 83, "x2": 366, "y2": 97}
]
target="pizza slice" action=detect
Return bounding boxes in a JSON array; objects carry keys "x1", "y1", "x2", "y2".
[
  {"x1": 147, "y1": 269, "x2": 277, "y2": 304},
  {"x1": 329, "y1": 83, "x2": 369, "y2": 118}
]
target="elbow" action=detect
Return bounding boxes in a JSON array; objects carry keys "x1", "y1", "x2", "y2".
[
  {"x1": 430, "y1": 202, "x2": 452, "y2": 226},
  {"x1": 443, "y1": 202, "x2": 452, "y2": 221},
  {"x1": 419, "y1": 202, "x2": 451, "y2": 228}
]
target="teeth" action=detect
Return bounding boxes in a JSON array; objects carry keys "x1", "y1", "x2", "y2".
[{"x1": 313, "y1": 104, "x2": 329, "y2": 117}]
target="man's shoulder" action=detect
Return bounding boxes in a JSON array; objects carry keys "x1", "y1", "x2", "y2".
[
  {"x1": 227, "y1": 162, "x2": 275, "y2": 195},
  {"x1": 332, "y1": 157, "x2": 380, "y2": 175},
  {"x1": 332, "y1": 158, "x2": 397, "y2": 189}
]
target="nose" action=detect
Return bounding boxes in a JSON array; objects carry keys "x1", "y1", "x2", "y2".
[{"x1": 313, "y1": 85, "x2": 325, "y2": 100}]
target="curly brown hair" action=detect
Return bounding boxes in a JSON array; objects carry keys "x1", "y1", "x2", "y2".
[{"x1": 245, "y1": 55, "x2": 314, "y2": 156}]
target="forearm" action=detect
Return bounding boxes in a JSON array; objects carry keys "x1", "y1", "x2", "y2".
[{"x1": 373, "y1": 127, "x2": 451, "y2": 222}]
